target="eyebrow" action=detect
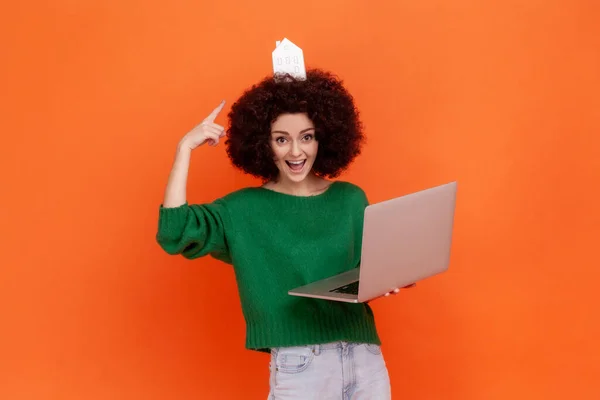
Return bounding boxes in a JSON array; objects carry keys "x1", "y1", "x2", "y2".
[{"x1": 271, "y1": 127, "x2": 315, "y2": 135}]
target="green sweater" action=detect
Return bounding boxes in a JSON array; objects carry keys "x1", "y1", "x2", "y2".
[{"x1": 156, "y1": 181, "x2": 381, "y2": 352}]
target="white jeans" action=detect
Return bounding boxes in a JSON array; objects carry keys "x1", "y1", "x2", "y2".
[{"x1": 268, "y1": 342, "x2": 391, "y2": 399}]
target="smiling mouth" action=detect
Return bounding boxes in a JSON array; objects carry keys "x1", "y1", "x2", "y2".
[{"x1": 285, "y1": 160, "x2": 306, "y2": 172}]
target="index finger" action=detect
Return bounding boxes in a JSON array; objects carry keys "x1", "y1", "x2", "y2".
[{"x1": 203, "y1": 100, "x2": 226, "y2": 123}]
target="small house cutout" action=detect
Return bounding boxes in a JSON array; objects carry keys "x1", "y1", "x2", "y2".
[{"x1": 272, "y1": 38, "x2": 307, "y2": 80}]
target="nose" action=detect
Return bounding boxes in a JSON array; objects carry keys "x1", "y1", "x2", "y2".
[{"x1": 290, "y1": 139, "x2": 302, "y2": 157}]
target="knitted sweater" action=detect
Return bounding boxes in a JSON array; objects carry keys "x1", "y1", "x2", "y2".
[{"x1": 156, "y1": 181, "x2": 381, "y2": 352}]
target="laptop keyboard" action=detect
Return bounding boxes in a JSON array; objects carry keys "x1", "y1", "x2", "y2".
[{"x1": 329, "y1": 281, "x2": 359, "y2": 295}]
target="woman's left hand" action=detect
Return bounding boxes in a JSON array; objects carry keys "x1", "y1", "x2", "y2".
[
  {"x1": 383, "y1": 283, "x2": 416, "y2": 297},
  {"x1": 366, "y1": 283, "x2": 416, "y2": 303}
]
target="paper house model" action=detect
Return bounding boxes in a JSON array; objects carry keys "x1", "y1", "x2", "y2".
[{"x1": 272, "y1": 38, "x2": 307, "y2": 80}]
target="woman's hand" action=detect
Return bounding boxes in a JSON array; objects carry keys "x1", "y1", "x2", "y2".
[
  {"x1": 366, "y1": 283, "x2": 416, "y2": 303},
  {"x1": 383, "y1": 283, "x2": 416, "y2": 297},
  {"x1": 178, "y1": 100, "x2": 226, "y2": 151},
  {"x1": 162, "y1": 100, "x2": 226, "y2": 208}
]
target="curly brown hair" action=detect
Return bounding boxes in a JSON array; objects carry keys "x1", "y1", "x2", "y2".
[{"x1": 225, "y1": 68, "x2": 365, "y2": 181}]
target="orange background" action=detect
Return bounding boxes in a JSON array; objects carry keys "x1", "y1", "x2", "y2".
[{"x1": 1, "y1": 1, "x2": 599, "y2": 399}]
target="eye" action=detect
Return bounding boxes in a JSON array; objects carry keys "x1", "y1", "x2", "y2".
[
  {"x1": 275, "y1": 137, "x2": 287, "y2": 144},
  {"x1": 302, "y1": 134, "x2": 314, "y2": 141}
]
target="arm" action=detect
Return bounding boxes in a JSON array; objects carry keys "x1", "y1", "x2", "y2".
[
  {"x1": 156, "y1": 100, "x2": 230, "y2": 261},
  {"x1": 162, "y1": 100, "x2": 225, "y2": 208},
  {"x1": 162, "y1": 145, "x2": 192, "y2": 208},
  {"x1": 156, "y1": 200, "x2": 230, "y2": 260}
]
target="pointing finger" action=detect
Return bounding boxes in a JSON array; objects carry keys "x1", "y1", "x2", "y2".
[
  {"x1": 203, "y1": 122, "x2": 225, "y2": 131},
  {"x1": 203, "y1": 100, "x2": 226, "y2": 123}
]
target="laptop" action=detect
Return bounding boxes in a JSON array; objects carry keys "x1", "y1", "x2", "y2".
[{"x1": 288, "y1": 181, "x2": 457, "y2": 303}]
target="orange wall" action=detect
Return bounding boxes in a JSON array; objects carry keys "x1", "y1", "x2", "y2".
[{"x1": 2, "y1": 1, "x2": 599, "y2": 399}]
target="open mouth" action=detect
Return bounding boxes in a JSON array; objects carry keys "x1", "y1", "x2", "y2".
[{"x1": 285, "y1": 160, "x2": 306, "y2": 172}]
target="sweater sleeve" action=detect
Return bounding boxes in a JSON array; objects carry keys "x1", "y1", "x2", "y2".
[{"x1": 155, "y1": 200, "x2": 231, "y2": 263}]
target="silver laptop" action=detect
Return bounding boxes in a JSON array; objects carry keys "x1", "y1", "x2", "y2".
[{"x1": 288, "y1": 181, "x2": 457, "y2": 303}]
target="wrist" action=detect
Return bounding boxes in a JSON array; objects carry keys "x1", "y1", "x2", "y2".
[{"x1": 176, "y1": 140, "x2": 193, "y2": 156}]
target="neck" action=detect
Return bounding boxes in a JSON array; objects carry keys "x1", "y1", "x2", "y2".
[{"x1": 269, "y1": 173, "x2": 327, "y2": 196}]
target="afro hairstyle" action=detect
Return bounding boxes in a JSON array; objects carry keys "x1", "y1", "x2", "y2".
[{"x1": 225, "y1": 68, "x2": 365, "y2": 181}]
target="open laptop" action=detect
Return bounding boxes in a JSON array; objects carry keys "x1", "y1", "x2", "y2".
[{"x1": 288, "y1": 181, "x2": 457, "y2": 303}]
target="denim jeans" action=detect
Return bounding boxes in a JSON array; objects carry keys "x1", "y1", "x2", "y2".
[{"x1": 268, "y1": 341, "x2": 391, "y2": 399}]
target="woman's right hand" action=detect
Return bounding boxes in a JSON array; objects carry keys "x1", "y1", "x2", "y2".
[
  {"x1": 178, "y1": 100, "x2": 226, "y2": 151},
  {"x1": 163, "y1": 100, "x2": 227, "y2": 208}
]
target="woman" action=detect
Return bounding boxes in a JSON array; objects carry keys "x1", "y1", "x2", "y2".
[{"x1": 156, "y1": 69, "x2": 407, "y2": 399}]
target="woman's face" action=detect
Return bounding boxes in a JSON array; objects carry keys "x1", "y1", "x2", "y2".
[{"x1": 270, "y1": 113, "x2": 319, "y2": 184}]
